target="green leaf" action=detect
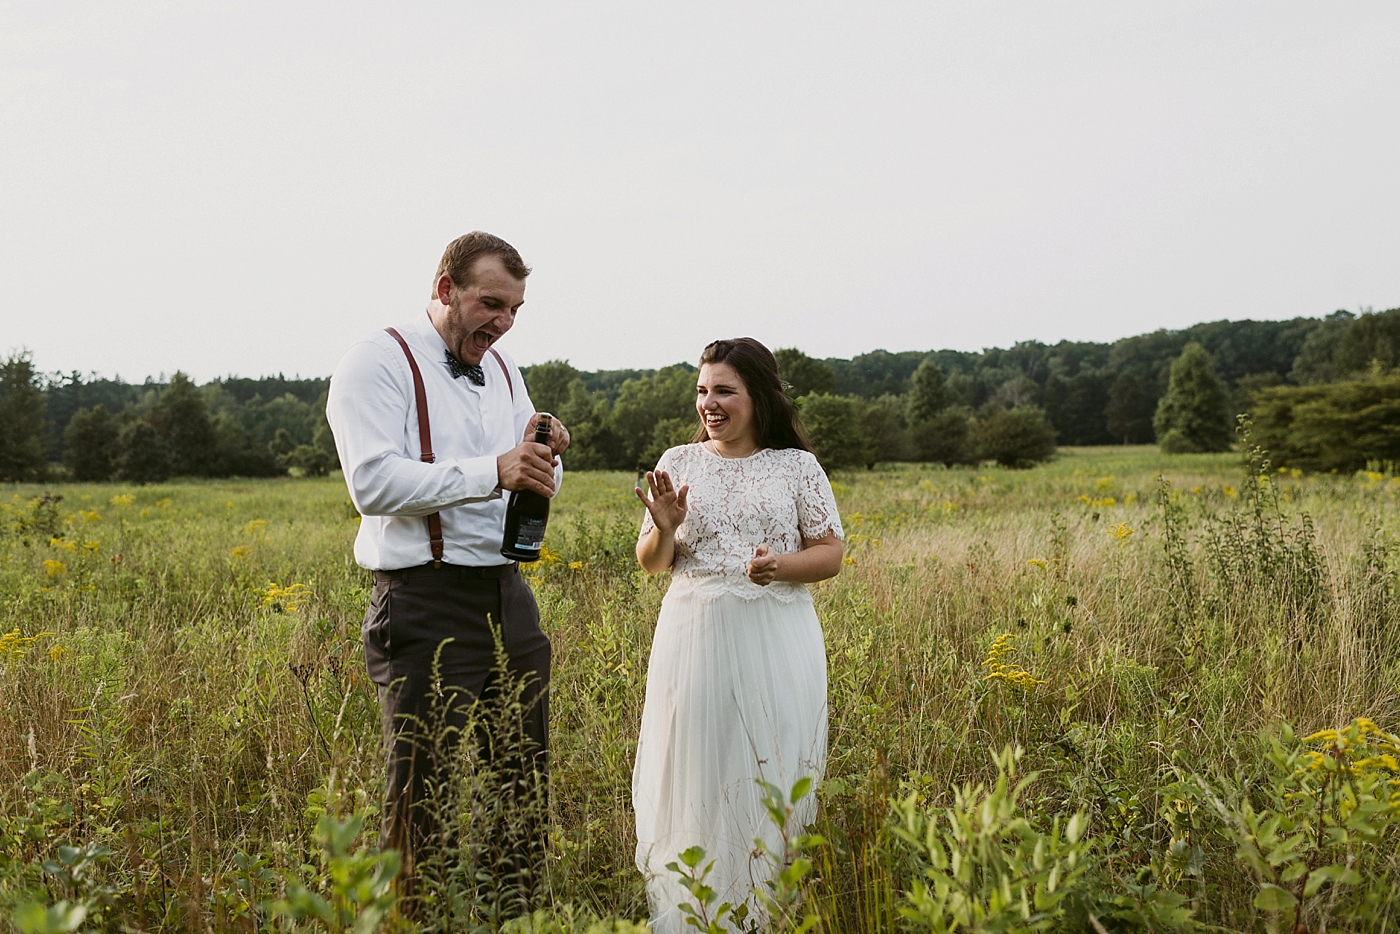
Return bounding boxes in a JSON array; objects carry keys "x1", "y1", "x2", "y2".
[
  {"x1": 1304, "y1": 864, "x2": 1363, "y2": 897},
  {"x1": 1254, "y1": 883, "x2": 1298, "y2": 911},
  {"x1": 1066, "y1": 811, "x2": 1087, "y2": 844},
  {"x1": 13, "y1": 902, "x2": 87, "y2": 934},
  {"x1": 1264, "y1": 834, "x2": 1303, "y2": 866},
  {"x1": 790, "y1": 776, "x2": 814, "y2": 804}
]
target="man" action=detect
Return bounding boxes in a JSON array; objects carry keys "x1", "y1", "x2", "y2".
[{"x1": 326, "y1": 231, "x2": 568, "y2": 908}]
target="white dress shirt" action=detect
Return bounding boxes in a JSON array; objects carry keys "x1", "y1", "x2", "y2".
[{"x1": 326, "y1": 307, "x2": 562, "y2": 570}]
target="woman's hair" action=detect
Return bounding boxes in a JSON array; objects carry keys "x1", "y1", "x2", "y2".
[{"x1": 692, "y1": 338, "x2": 813, "y2": 452}]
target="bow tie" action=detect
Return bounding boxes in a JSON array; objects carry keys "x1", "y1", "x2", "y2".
[{"x1": 445, "y1": 351, "x2": 485, "y2": 385}]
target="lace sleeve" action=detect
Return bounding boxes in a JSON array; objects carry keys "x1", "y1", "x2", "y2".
[
  {"x1": 796, "y1": 451, "x2": 843, "y2": 541},
  {"x1": 637, "y1": 446, "x2": 676, "y2": 541}
]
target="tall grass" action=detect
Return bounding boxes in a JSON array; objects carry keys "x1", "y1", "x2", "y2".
[{"x1": 2, "y1": 446, "x2": 1399, "y2": 931}]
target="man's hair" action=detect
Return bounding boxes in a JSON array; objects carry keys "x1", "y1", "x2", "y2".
[
  {"x1": 692, "y1": 337, "x2": 813, "y2": 452},
  {"x1": 432, "y1": 231, "x2": 531, "y2": 297}
]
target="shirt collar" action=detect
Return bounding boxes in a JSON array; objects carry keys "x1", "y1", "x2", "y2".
[{"x1": 406, "y1": 303, "x2": 451, "y2": 354}]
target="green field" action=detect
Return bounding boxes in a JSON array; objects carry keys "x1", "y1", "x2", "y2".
[{"x1": 3, "y1": 446, "x2": 1400, "y2": 932}]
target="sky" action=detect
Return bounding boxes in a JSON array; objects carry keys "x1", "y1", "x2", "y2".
[{"x1": 2, "y1": 1, "x2": 1398, "y2": 382}]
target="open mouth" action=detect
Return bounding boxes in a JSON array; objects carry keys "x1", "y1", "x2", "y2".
[
  {"x1": 705, "y1": 413, "x2": 729, "y2": 429},
  {"x1": 469, "y1": 330, "x2": 496, "y2": 353}
]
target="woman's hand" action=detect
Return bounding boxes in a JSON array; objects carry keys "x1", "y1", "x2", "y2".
[
  {"x1": 747, "y1": 534, "x2": 843, "y2": 585},
  {"x1": 635, "y1": 469, "x2": 689, "y2": 536},
  {"x1": 747, "y1": 544, "x2": 779, "y2": 586}
]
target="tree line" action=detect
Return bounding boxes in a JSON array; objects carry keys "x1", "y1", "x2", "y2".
[
  {"x1": 0, "y1": 363, "x2": 335, "y2": 483},
  {"x1": 1, "y1": 306, "x2": 1397, "y2": 482},
  {"x1": 1142, "y1": 308, "x2": 1400, "y2": 472},
  {"x1": 524, "y1": 307, "x2": 1400, "y2": 472}
]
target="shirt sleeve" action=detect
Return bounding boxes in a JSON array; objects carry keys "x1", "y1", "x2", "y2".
[
  {"x1": 796, "y1": 451, "x2": 844, "y2": 541},
  {"x1": 638, "y1": 446, "x2": 675, "y2": 540},
  {"x1": 327, "y1": 338, "x2": 502, "y2": 518}
]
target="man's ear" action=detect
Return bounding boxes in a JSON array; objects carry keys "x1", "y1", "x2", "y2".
[{"x1": 434, "y1": 274, "x2": 456, "y2": 307}]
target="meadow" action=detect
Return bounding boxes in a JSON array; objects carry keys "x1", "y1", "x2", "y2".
[{"x1": 3, "y1": 444, "x2": 1400, "y2": 933}]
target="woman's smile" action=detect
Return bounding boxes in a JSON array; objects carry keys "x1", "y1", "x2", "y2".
[{"x1": 696, "y1": 362, "x2": 757, "y2": 452}]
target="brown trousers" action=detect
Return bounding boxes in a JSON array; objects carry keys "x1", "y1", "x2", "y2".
[{"x1": 362, "y1": 561, "x2": 550, "y2": 903}]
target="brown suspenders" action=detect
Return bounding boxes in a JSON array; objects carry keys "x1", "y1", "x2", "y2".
[
  {"x1": 489, "y1": 346, "x2": 512, "y2": 397},
  {"x1": 383, "y1": 328, "x2": 513, "y2": 566}
]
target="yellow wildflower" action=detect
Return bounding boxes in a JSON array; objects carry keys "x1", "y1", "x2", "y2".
[
  {"x1": 231, "y1": 546, "x2": 251, "y2": 558},
  {"x1": 983, "y1": 633, "x2": 1044, "y2": 689},
  {"x1": 259, "y1": 581, "x2": 312, "y2": 613},
  {"x1": 568, "y1": 561, "x2": 584, "y2": 570},
  {"x1": 1107, "y1": 522, "x2": 1135, "y2": 542},
  {"x1": 1222, "y1": 486, "x2": 1238, "y2": 498},
  {"x1": 49, "y1": 644, "x2": 68, "y2": 662},
  {"x1": 0, "y1": 629, "x2": 55, "y2": 663},
  {"x1": 43, "y1": 560, "x2": 66, "y2": 578},
  {"x1": 1299, "y1": 717, "x2": 1400, "y2": 777},
  {"x1": 110, "y1": 494, "x2": 134, "y2": 507}
]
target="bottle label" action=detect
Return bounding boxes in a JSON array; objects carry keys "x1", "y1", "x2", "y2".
[{"x1": 513, "y1": 517, "x2": 547, "y2": 551}]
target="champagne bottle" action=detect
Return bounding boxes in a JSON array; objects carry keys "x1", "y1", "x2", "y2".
[{"x1": 501, "y1": 414, "x2": 553, "y2": 562}]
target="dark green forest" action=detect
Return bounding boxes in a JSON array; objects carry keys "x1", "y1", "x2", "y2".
[
  {"x1": 2, "y1": 307, "x2": 1398, "y2": 482},
  {"x1": 0, "y1": 365, "x2": 335, "y2": 483}
]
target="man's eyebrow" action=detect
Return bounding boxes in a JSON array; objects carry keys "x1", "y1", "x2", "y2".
[{"x1": 480, "y1": 289, "x2": 524, "y2": 303}]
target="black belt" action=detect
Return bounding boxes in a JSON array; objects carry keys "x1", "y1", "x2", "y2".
[{"x1": 374, "y1": 562, "x2": 518, "y2": 584}]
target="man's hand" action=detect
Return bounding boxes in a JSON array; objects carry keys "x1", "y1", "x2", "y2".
[
  {"x1": 498, "y1": 442, "x2": 557, "y2": 497},
  {"x1": 526, "y1": 413, "x2": 570, "y2": 456}
]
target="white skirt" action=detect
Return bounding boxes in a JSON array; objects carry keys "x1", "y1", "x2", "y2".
[{"x1": 632, "y1": 577, "x2": 828, "y2": 934}]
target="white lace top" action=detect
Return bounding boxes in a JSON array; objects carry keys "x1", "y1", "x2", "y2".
[{"x1": 639, "y1": 444, "x2": 844, "y2": 603}]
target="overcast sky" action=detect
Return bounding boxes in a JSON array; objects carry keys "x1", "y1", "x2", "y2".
[{"x1": 3, "y1": 1, "x2": 1397, "y2": 382}]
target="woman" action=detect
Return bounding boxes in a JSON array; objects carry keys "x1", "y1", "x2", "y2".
[{"x1": 632, "y1": 338, "x2": 844, "y2": 932}]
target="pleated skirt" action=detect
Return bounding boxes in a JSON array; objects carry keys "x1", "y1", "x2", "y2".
[{"x1": 632, "y1": 580, "x2": 828, "y2": 933}]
